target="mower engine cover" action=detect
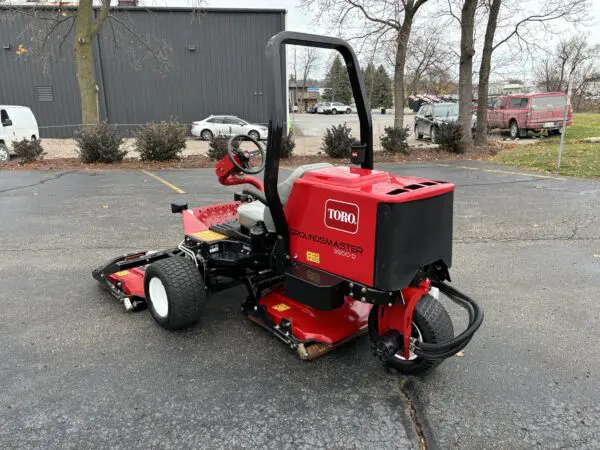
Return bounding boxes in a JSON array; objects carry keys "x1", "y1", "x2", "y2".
[{"x1": 285, "y1": 166, "x2": 454, "y2": 291}]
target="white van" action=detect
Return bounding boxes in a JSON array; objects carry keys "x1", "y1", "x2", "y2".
[{"x1": 0, "y1": 105, "x2": 40, "y2": 162}]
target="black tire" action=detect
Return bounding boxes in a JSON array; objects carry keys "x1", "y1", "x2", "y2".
[
  {"x1": 415, "y1": 125, "x2": 423, "y2": 140},
  {"x1": 0, "y1": 143, "x2": 9, "y2": 163},
  {"x1": 332, "y1": 109, "x2": 338, "y2": 115},
  {"x1": 144, "y1": 256, "x2": 207, "y2": 330},
  {"x1": 346, "y1": 108, "x2": 352, "y2": 114},
  {"x1": 201, "y1": 129, "x2": 214, "y2": 141},
  {"x1": 509, "y1": 120, "x2": 519, "y2": 139},
  {"x1": 369, "y1": 294, "x2": 454, "y2": 375},
  {"x1": 248, "y1": 130, "x2": 260, "y2": 141},
  {"x1": 549, "y1": 129, "x2": 562, "y2": 136}
]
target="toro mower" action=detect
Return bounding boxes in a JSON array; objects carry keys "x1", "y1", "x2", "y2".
[{"x1": 93, "y1": 32, "x2": 483, "y2": 374}]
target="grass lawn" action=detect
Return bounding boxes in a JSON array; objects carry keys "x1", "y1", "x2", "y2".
[{"x1": 495, "y1": 113, "x2": 600, "y2": 178}]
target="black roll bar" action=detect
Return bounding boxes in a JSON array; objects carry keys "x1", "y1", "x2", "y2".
[{"x1": 264, "y1": 31, "x2": 373, "y2": 255}]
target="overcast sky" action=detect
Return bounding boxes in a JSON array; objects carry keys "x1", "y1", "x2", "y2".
[{"x1": 208, "y1": 0, "x2": 600, "y2": 39}]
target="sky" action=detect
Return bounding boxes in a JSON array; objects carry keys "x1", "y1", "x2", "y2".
[{"x1": 206, "y1": 0, "x2": 600, "y2": 39}]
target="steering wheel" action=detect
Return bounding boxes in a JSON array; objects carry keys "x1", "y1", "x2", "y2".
[{"x1": 227, "y1": 134, "x2": 266, "y2": 175}]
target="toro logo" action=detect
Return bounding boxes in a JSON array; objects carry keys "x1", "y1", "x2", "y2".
[{"x1": 324, "y1": 199, "x2": 359, "y2": 234}]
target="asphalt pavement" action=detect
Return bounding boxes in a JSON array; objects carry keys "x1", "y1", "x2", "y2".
[{"x1": 1, "y1": 162, "x2": 599, "y2": 449}]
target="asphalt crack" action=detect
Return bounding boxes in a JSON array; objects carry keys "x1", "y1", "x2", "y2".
[
  {"x1": 400, "y1": 378, "x2": 429, "y2": 450},
  {"x1": 0, "y1": 171, "x2": 75, "y2": 194}
]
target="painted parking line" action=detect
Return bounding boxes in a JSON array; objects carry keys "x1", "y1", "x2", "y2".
[
  {"x1": 140, "y1": 170, "x2": 186, "y2": 194},
  {"x1": 431, "y1": 163, "x2": 567, "y2": 181}
]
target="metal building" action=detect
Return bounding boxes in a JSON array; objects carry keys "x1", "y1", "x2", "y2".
[{"x1": 0, "y1": 7, "x2": 286, "y2": 137}]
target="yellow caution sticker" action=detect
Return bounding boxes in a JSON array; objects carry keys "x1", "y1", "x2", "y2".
[
  {"x1": 114, "y1": 270, "x2": 130, "y2": 277},
  {"x1": 306, "y1": 251, "x2": 320, "y2": 264},
  {"x1": 191, "y1": 230, "x2": 227, "y2": 242},
  {"x1": 272, "y1": 303, "x2": 291, "y2": 312}
]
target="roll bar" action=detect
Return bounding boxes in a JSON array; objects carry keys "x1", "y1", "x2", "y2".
[{"x1": 264, "y1": 32, "x2": 373, "y2": 254}]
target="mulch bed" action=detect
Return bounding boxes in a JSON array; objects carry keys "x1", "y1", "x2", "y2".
[{"x1": 0, "y1": 146, "x2": 503, "y2": 171}]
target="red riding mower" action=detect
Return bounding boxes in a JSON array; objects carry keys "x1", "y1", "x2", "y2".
[{"x1": 93, "y1": 32, "x2": 483, "y2": 374}]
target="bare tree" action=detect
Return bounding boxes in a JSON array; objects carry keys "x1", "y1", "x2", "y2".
[
  {"x1": 535, "y1": 36, "x2": 600, "y2": 110},
  {"x1": 474, "y1": 0, "x2": 590, "y2": 145},
  {"x1": 404, "y1": 22, "x2": 457, "y2": 95},
  {"x1": 300, "y1": 0, "x2": 431, "y2": 128},
  {"x1": 6, "y1": 2, "x2": 200, "y2": 127},
  {"x1": 458, "y1": 0, "x2": 477, "y2": 151},
  {"x1": 299, "y1": 48, "x2": 319, "y2": 111}
]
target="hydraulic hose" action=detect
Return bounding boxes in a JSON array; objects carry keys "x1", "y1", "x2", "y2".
[{"x1": 413, "y1": 281, "x2": 484, "y2": 360}]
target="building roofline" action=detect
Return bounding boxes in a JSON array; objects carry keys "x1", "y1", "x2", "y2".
[{"x1": 0, "y1": 5, "x2": 287, "y2": 14}]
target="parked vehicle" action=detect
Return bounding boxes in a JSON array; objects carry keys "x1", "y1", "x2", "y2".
[
  {"x1": 487, "y1": 92, "x2": 572, "y2": 139},
  {"x1": 320, "y1": 102, "x2": 352, "y2": 115},
  {"x1": 307, "y1": 103, "x2": 321, "y2": 114},
  {"x1": 0, "y1": 105, "x2": 39, "y2": 162},
  {"x1": 414, "y1": 102, "x2": 476, "y2": 144},
  {"x1": 191, "y1": 115, "x2": 269, "y2": 141}
]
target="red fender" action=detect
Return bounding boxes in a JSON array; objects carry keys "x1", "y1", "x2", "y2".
[{"x1": 377, "y1": 280, "x2": 431, "y2": 360}]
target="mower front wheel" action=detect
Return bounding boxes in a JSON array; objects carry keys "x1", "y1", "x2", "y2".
[
  {"x1": 144, "y1": 256, "x2": 207, "y2": 330},
  {"x1": 369, "y1": 294, "x2": 454, "y2": 375}
]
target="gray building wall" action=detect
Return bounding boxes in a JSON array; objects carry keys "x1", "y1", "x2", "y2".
[{"x1": 0, "y1": 7, "x2": 285, "y2": 137}]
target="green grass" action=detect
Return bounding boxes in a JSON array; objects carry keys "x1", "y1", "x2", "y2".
[{"x1": 495, "y1": 113, "x2": 600, "y2": 178}]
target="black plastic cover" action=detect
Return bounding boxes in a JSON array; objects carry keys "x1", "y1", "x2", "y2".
[
  {"x1": 284, "y1": 263, "x2": 346, "y2": 310},
  {"x1": 373, "y1": 191, "x2": 453, "y2": 291}
]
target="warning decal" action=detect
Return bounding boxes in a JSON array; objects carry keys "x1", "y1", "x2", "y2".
[
  {"x1": 272, "y1": 303, "x2": 291, "y2": 312},
  {"x1": 191, "y1": 230, "x2": 227, "y2": 242},
  {"x1": 306, "y1": 251, "x2": 320, "y2": 264}
]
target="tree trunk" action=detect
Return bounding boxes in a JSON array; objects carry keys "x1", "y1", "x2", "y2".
[
  {"x1": 394, "y1": 15, "x2": 413, "y2": 129},
  {"x1": 474, "y1": 0, "x2": 502, "y2": 147},
  {"x1": 75, "y1": 0, "x2": 99, "y2": 127},
  {"x1": 458, "y1": 0, "x2": 477, "y2": 152}
]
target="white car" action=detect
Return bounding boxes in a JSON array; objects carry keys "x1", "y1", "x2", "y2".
[
  {"x1": 0, "y1": 105, "x2": 40, "y2": 162},
  {"x1": 320, "y1": 102, "x2": 352, "y2": 115},
  {"x1": 191, "y1": 115, "x2": 269, "y2": 141}
]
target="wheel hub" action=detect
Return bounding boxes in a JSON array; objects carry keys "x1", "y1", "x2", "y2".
[{"x1": 148, "y1": 277, "x2": 169, "y2": 318}]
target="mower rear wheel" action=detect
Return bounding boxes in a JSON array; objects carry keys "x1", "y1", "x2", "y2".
[
  {"x1": 144, "y1": 256, "x2": 207, "y2": 330},
  {"x1": 369, "y1": 294, "x2": 454, "y2": 375}
]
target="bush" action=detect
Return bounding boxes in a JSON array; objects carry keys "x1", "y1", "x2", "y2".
[
  {"x1": 380, "y1": 126, "x2": 410, "y2": 154},
  {"x1": 135, "y1": 120, "x2": 187, "y2": 161},
  {"x1": 321, "y1": 123, "x2": 358, "y2": 158},
  {"x1": 436, "y1": 122, "x2": 464, "y2": 154},
  {"x1": 207, "y1": 134, "x2": 239, "y2": 160},
  {"x1": 280, "y1": 131, "x2": 295, "y2": 159},
  {"x1": 12, "y1": 138, "x2": 46, "y2": 162},
  {"x1": 74, "y1": 121, "x2": 127, "y2": 163}
]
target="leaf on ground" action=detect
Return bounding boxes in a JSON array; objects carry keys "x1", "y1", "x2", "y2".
[
  {"x1": 456, "y1": 351, "x2": 465, "y2": 357},
  {"x1": 102, "y1": 205, "x2": 109, "y2": 209}
]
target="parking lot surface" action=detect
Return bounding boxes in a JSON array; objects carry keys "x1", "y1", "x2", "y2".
[{"x1": 1, "y1": 162, "x2": 599, "y2": 449}]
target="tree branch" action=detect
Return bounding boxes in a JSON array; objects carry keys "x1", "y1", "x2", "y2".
[
  {"x1": 41, "y1": 14, "x2": 74, "y2": 50},
  {"x1": 58, "y1": 16, "x2": 76, "y2": 56},
  {"x1": 107, "y1": 14, "x2": 170, "y2": 69},
  {"x1": 346, "y1": 0, "x2": 400, "y2": 29},
  {"x1": 92, "y1": 0, "x2": 111, "y2": 36}
]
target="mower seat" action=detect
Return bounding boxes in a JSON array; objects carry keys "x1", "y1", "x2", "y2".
[{"x1": 237, "y1": 163, "x2": 332, "y2": 232}]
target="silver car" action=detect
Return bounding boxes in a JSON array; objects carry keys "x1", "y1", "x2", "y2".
[
  {"x1": 191, "y1": 115, "x2": 269, "y2": 141},
  {"x1": 320, "y1": 102, "x2": 353, "y2": 115}
]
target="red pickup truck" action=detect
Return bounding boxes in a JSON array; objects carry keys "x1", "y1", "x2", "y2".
[{"x1": 487, "y1": 92, "x2": 573, "y2": 139}]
